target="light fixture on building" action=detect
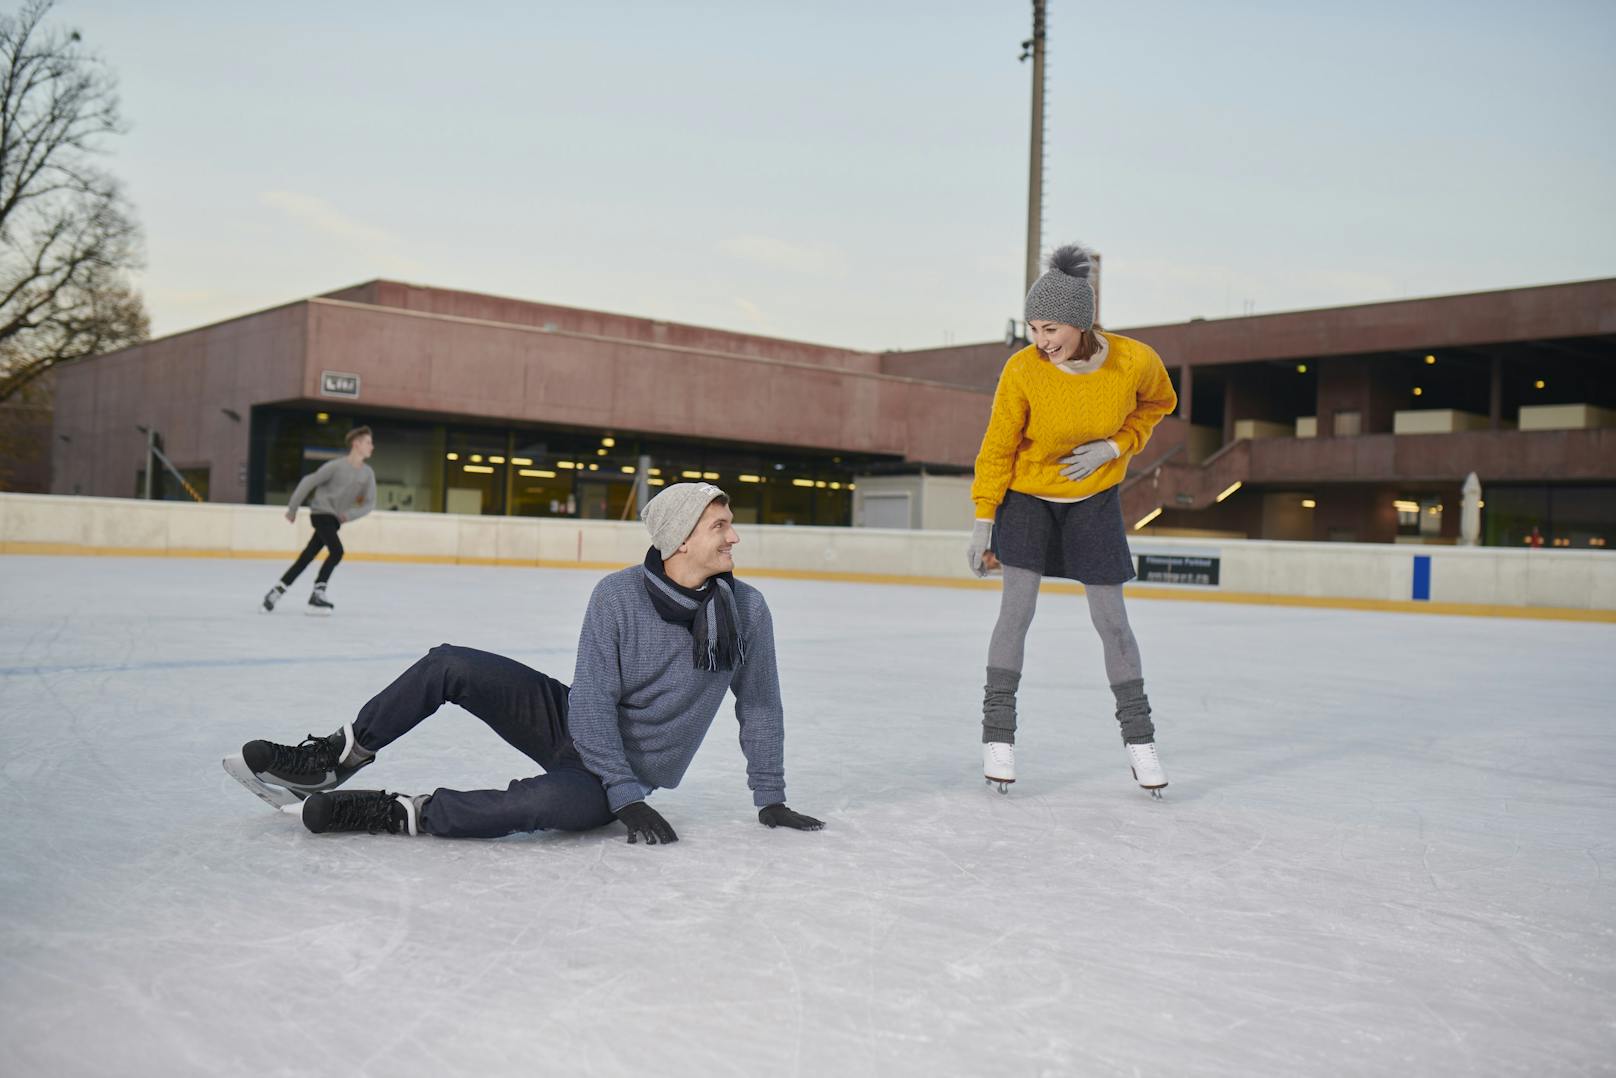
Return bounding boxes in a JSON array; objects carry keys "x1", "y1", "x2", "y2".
[
  {"x1": 1296, "y1": 363, "x2": 1307, "y2": 374},
  {"x1": 648, "y1": 468, "x2": 662, "y2": 476},
  {"x1": 792, "y1": 478, "x2": 816, "y2": 488},
  {"x1": 1424, "y1": 354, "x2": 1436, "y2": 364},
  {"x1": 648, "y1": 478, "x2": 666, "y2": 486},
  {"x1": 1133, "y1": 507, "x2": 1163, "y2": 530},
  {"x1": 815, "y1": 480, "x2": 827, "y2": 488},
  {"x1": 489, "y1": 456, "x2": 506, "y2": 464},
  {"x1": 588, "y1": 463, "x2": 599, "y2": 471},
  {"x1": 1412, "y1": 387, "x2": 1423, "y2": 397},
  {"x1": 1535, "y1": 379, "x2": 1546, "y2": 389},
  {"x1": 446, "y1": 452, "x2": 459, "y2": 461},
  {"x1": 597, "y1": 448, "x2": 608, "y2": 456},
  {"x1": 620, "y1": 466, "x2": 636, "y2": 474},
  {"x1": 470, "y1": 454, "x2": 483, "y2": 463},
  {"x1": 830, "y1": 482, "x2": 842, "y2": 490},
  {"x1": 601, "y1": 437, "x2": 616, "y2": 448},
  {"x1": 463, "y1": 464, "x2": 494, "y2": 474},
  {"x1": 519, "y1": 469, "x2": 557, "y2": 478},
  {"x1": 682, "y1": 470, "x2": 703, "y2": 479},
  {"x1": 1301, "y1": 499, "x2": 1316, "y2": 509},
  {"x1": 703, "y1": 471, "x2": 719, "y2": 480},
  {"x1": 847, "y1": 483, "x2": 855, "y2": 490},
  {"x1": 1393, "y1": 499, "x2": 1421, "y2": 513},
  {"x1": 1592, "y1": 537, "x2": 1607, "y2": 548},
  {"x1": 1215, "y1": 481, "x2": 1242, "y2": 503},
  {"x1": 315, "y1": 412, "x2": 329, "y2": 423},
  {"x1": 556, "y1": 461, "x2": 576, "y2": 469},
  {"x1": 511, "y1": 457, "x2": 533, "y2": 466},
  {"x1": 738, "y1": 474, "x2": 762, "y2": 483}
]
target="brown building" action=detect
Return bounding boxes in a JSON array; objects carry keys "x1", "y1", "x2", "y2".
[{"x1": 47, "y1": 277, "x2": 1616, "y2": 547}]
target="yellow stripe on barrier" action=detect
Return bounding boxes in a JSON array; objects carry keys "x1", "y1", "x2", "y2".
[{"x1": 3, "y1": 542, "x2": 1614, "y2": 623}]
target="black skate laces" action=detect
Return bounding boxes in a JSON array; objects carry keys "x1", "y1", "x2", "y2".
[
  {"x1": 324, "y1": 791, "x2": 405, "y2": 834},
  {"x1": 270, "y1": 733, "x2": 342, "y2": 775}
]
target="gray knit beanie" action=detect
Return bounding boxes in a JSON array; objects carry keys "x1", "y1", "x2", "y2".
[
  {"x1": 642, "y1": 481, "x2": 728, "y2": 558},
  {"x1": 1024, "y1": 244, "x2": 1096, "y2": 330}
]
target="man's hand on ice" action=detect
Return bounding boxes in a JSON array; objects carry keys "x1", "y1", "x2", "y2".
[
  {"x1": 615, "y1": 801, "x2": 678, "y2": 845},
  {"x1": 758, "y1": 804, "x2": 825, "y2": 831}
]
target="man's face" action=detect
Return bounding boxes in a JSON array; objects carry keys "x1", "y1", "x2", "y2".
[
  {"x1": 680, "y1": 499, "x2": 739, "y2": 578},
  {"x1": 1029, "y1": 319, "x2": 1083, "y2": 364},
  {"x1": 352, "y1": 433, "x2": 374, "y2": 459}
]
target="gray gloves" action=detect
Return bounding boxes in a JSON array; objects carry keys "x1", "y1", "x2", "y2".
[
  {"x1": 1059, "y1": 439, "x2": 1119, "y2": 481},
  {"x1": 966, "y1": 519, "x2": 994, "y2": 577}
]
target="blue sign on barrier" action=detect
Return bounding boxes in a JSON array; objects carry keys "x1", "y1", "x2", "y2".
[{"x1": 1412, "y1": 555, "x2": 1432, "y2": 601}]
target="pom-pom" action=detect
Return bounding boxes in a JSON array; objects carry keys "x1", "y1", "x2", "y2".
[{"x1": 1047, "y1": 244, "x2": 1092, "y2": 279}]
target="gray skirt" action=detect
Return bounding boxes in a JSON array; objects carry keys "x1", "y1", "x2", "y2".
[{"x1": 990, "y1": 487, "x2": 1136, "y2": 584}]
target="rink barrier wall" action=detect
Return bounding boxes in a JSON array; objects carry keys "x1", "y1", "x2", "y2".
[{"x1": 2, "y1": 493, "x2": 1614, "y2": 623}]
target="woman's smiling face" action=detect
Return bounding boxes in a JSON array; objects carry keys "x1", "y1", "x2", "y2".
[{"x1": 1027, "y1": 320, "x2": 1083, "y2": 364}]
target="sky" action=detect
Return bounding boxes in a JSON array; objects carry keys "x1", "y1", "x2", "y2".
[{"x1": 47, "y1": 0, "x2": 1616, "y2": 351}]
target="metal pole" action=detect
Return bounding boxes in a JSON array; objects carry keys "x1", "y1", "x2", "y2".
[
  {"x1": 1024, "y1": 0, "x2": 1047, "y2": 294},
  {"x1": 144, "y1": 428, "x2": 155, "y2": 500}
]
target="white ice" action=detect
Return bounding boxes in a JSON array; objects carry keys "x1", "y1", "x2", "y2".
[{"x1": 1, "y1": 555, "x2": 1613, "y2": 1077}]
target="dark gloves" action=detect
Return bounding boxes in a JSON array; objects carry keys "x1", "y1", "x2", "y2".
[
  {"x1": 758, "y1": 804, "x2": 825, "y2": 831},
  {"x1": 615, "y1": 801, "x2": 678, "y2": 845}
]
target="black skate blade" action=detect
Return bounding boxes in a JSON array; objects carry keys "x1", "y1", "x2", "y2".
[{"x1": 223, "y1": 754, "x2": 305, "y2": 809}]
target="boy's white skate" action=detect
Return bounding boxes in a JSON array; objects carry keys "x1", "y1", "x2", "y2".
[
  {"x1": 1126, "y1": 741, "x2": 1168, "y2": 799},
  {"x1": 983, "y1": 742, "x2": 1015, "y2": 794}
]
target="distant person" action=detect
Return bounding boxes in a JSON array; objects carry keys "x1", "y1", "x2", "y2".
[
  {"x1": 966, "y1": 244, "x2": 1178, "y2": 797},
  {"x1": 262, "y1": 426, "x2": 377, "y2": 613},
  {"x1": 225, "y1": 482, "x2": 824, "y2": 845}
]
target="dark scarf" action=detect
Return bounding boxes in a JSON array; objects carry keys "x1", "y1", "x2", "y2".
[{"x1": 640, "y1": 546, "x2": 746, "y2": 671}]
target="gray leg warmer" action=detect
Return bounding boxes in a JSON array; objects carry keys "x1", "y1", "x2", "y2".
[
  {"x1": 982, "y1": 567, "x2": 1039, "y2": 745},
  {"x1": 1110, "y1": 679, "x2": 1155, "y2": 744},
  {"x1": 987, "y1": 566, "x2": 1042, "y2": 672},
  {"x1": 982, "y1": 667, "x2": 1021, "y2": 744},
  {"x1": 1084, "y1": 584, "x2": 1143, "y2": 685}
]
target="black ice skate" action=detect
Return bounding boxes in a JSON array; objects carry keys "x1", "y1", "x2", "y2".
[
  {"x1": 260, "y1": 583, "x2": 285, "y2": 613},
  {"x1": 300, "y1": 790, "x2": 422, "y2": 836},
  {"x1": 227, "y1": 722, "x2": 374, "y2": 806},
  {"x1": 306, "y1": 583, "x2": 334, "y2": 614}
]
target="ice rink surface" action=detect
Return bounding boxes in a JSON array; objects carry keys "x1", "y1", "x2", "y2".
[{"x1": 1, "y1": 554, "x2": 1613, "y2": 1077}]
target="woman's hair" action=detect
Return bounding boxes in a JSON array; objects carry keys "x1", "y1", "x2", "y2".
[
  {"x1": 1070, "y1": 326, "x2": 1104, "y2": 362},
  {"x1": 344, "y1": 425, "x2": 372, "y2": 447}
]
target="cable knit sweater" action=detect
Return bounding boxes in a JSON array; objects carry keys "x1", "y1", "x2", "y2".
[{"x1": 970, "y1": 332, "x2": 1177, "y2": 519}]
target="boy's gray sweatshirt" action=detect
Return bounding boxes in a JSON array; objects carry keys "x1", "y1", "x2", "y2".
[
  {"x1": 287, "y1": 459, "x2": 377, "y2": 523},
  {"x1": 567, "y1": 567, "x2": 786, "y2": 813}
]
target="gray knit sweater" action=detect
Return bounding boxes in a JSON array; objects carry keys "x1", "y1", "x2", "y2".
[
  {"x1": 568, "y1": 567, "x2": 786, "y2": 813},
  {"x1": 287, "y1": 459, "x2": 377, "y2": 523}
]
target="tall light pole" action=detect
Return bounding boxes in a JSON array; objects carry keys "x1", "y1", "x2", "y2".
[{"x1": 1021, "y1": 0, "x2": 1047, "y2": 294}]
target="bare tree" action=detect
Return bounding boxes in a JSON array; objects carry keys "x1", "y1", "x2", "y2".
[{"x1": 0, "y1": 0, "x2": 147, "y2": 405}]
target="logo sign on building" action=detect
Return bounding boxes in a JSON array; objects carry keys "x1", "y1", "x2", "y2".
[
  {"x1": 1136, "y1": 553, "x2": 1221, "y2": 587},
  {"x1": 320, "y1": 371, "x2": 361, "y2": 399}
]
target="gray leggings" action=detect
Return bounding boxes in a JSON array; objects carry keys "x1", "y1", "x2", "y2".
[
  {"x1": 988, "y1": 566, "x2": 1142, "y2": 683},
  {"x1": 982, "y1": 566, "x2": 1154, "y2": 744}
]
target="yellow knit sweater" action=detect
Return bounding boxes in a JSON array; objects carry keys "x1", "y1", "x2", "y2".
[{"x1": 971, "y1": 332, "x2": 1177, "y2": 518}]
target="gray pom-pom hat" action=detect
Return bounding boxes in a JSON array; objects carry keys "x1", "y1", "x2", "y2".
[{"x1": 1024, "y1": 244, "x2": 1096, "y2": 331}]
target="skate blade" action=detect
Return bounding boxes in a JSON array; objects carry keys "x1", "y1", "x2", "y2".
[
  {"x1": 222, "y1": 754, "x2": 305, "y2": 810},
  {"x1": 984, "y1": 776, "x2": 1014, "y2": 795}
]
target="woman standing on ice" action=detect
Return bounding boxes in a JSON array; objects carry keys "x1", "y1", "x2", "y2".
[
  {"x1": 262, "y1": 425, "x2": 377, "y2": 614},
  {"x1": 966, "y1": 244, "x2": 1177, "y2": 796}
]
